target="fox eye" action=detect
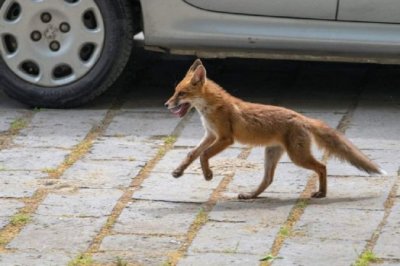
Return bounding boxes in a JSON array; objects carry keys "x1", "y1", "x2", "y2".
[{"x1": 178, "y1": 92, "x2": 186, "y2": 97}]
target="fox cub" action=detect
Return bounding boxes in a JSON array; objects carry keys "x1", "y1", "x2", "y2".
[{"x1": 165, "y1": 59, "x2": 385, "y2": 199}]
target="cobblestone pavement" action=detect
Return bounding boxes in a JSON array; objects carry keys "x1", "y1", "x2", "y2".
[{"x1": 0, "y1": 51, "x2": 399, "y2": 266}]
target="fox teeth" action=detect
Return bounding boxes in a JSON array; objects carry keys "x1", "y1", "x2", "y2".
[{"x1": 171, "y1": 105, "x2": 183, "y2": 114}]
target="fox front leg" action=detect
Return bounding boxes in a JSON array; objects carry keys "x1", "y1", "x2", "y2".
[
  {"x1": 200, "y1": 137, "x2": 233, "y2": 181},
  {"x1": 172, "y1": 134, "x2": 216, "y2": 178}
]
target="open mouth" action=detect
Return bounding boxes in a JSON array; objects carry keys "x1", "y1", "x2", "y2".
[{"x1": 169, "y1": 103, "x2": 191, "y2": 117}]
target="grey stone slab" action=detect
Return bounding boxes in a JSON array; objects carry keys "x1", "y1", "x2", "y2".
[
  {"x1": 327, "y1": 149, "x2": 399, "y2": 177},
  {"x1": 0, "y1": 252, "x2": 71, "y2": 266},
  {"x1": 113, "y1": 200, "x2": 200, "y2": 235},
  {"x1": 208, "y1": 198, "x2": 296, "y2": 225},
  {"x1": 0, "y1": 110, "x2": 25, "y2": 132},
  {"x1": 87, "y1": 136, "x2": 159, "y2": 162},
  {"x1": 346, "y1": 102, "x2": 400, "y2": 142},
  {"x1": 0, "y1": 199, "x2": 24, "y2": 229},
  {"x1": 293, "y1": 206, "x2": 383, "y2": 241},
  {"x1": 96, "y1": 234, "x2": 182, "y2": 266},
  {"x1": 189, "y1": 221, "x2": 276, "y2": 255},
  {"x1": 36, "y1": 189, "x2": 123, "y2": 217},
  {"x1": 153, "y1": 147, "x2": 243, "y2": 175},
  {"x1": 178, "y1": 253, "x2": 261, "y2": 266},
  {"x1": 8, "y1": 215, "x2": 107, "y2": 253},
  {"x1": 62, "y1": 160, "x2": 142, "y2": 189},
  {"x1": 0, "y1": 148, "x2": 68, "y2": 171},
  {"x1": 0, "y1": 171, "x2": 44, "y2": 198},
  {"x1": 349, "y1": 138, "x2": 400, "y2": 150},
  {"x1": 133, "y1": 172, "x2": 224, "y2": 203},
  {"x1": 0, "y1": 199, "x2": 25, "y2": 217},
  {"x1": 105, "y1": 111, "x2": 179, "y2": 137},
  {"x1": 310, "y1": 176, "x2": 396, "y2": 211},
  {"x1": 273, "y1": 237, "x2": 362, "y2": 266},
  {"x1": 374, "y1": 200, "x2": 400, "y2": 259},
  {"x1": 223, "y1": 167, "x2": 309, "y2": 199},
  {"x1": 174, "y1": 113, "x2": 204, "y2": 147},
  {"x1": 14, "y1": 109, "x2": 106, "y2": 148}
]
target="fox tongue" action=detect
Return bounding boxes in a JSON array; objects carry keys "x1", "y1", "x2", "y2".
[{"x1": 170, "y1": 103, "x2": 190, "y2": 117}]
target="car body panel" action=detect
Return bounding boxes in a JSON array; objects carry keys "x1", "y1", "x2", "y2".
[
  {"x1": 140, "y1": 0, "x2": 400, "y2": 63},
  {"x1": 184, "y1": 0, "x2": 338, "y2": 20},
  {"x1": 338, "y1": 0, "x2": 400, "y2": 24}
]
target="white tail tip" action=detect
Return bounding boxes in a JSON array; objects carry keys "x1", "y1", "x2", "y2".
[{"x1": 379, "y1": 168, "x2": 388, "y2": 176}]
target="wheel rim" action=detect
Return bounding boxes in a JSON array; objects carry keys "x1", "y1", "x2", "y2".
[{"x1": 0, "y1": 0, "x2": 105, "y2": 87}]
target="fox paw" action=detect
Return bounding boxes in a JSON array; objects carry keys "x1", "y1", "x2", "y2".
[
  {"x1": 204, "y1": 169, "x2": 213, "y2": 181},
  {"x1": 311, "y1": 191, "x2": 326, "y2": 198},
  {"x1": 238, "y1": 193, "x2": 255, "y2": 200},
  {"x1": 172, "y1": 169, "x2": 183, "y2": 178}
]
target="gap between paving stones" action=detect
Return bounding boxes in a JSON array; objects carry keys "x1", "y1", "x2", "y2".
[
  {"x1": 0, "y1": 93, "x2": 126, "y2": 252},
  {"x1": 357, "y1": 175, "x2": 400, "y2": 264},
  {"x1": 83, "y1": 111, "x2": 194, "y2": 258},
  {"x1": 261, "y1": 76, "x2": 366, "y2": 266},
  {"x1": 0, "y1": 111, "x2": 35, "y2": 151},
  {"x1": 0, "y1": 111, "x2": 37, "y2": 251}
]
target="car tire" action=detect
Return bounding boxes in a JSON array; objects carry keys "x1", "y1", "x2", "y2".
[{"x1": 0, "y1": 0, "x2": 134, "y2": 108}]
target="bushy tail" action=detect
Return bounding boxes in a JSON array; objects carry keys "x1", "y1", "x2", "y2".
[{"x1": 308, "y1": 119, "x2": 384, "y2": 174}]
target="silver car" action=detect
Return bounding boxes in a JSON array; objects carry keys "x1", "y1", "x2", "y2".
[{"x1": 0, "y1": 0, "x2": 398, "y2": 107}]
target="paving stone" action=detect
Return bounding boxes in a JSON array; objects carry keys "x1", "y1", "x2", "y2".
[
  {"x1": 113, "y1": 200, "x2": 200, "y2": 235},
  {"x1": 14, "y1": 110, "x2": 106, "y2": 149},
  {"x1": 96, "y1": 234, "x2": 182, "y2": 266},
  {"x1": 62, "y1": 160, "x2": 142, "y2": 189},
  {"x1": 348, "y1": 138, "x2": 400, "y2": 150},
  {"x1": 0, "y1": 110, "x2": 24, "y2": 132},
  {"x1": 371, "y1": 261, "x2": 400, "y2": 266},
  {"x1": 0, "y1": 171, "x2": 44, "y2": 198},
  {"x1": 178, "y1": 253, "x2": 261, "y2": 266},
  {"x1": 0, "y1": 199, "x2": 24, "y2": 229},
  {"x1": 133, "y1": 172, "x2": 224, "y2": 203},
  {"x1": 374, "y1": 200, "x2": 400, "y2": 259},
  {"x1": 273, "y1": 238, "x2": 362, "y2": 266},
  {"x1": 105, "y1": 111, "x2": 179, "y2": 138},
  {"x1": 174, "y1": 114, "x2": 205, "y2": 147},
  {"x1": 208, "y1": 198, "x2": 296, "y2": 224},
  {"x1": 309, "y1": 176, "x2": 396, "y2": 210},
  {"x1": 0, "y1": 147, "x2": 68, "y2": 171},
  {"x1": 293, "y1": 206, "x2": 383, "y2": 241},
  {"x1": 0, "y1": 252, "x2": 71, "y2": 266},
  {"x1": 87, "y1": 136, "x2": 160, "y2": 162},
  {"x1": 189, "y1": 221, "x2": 276, "y2": 255},
  {"x1": 8, "y1": 215, "x2": 107, "y2": 253},
  {"x1": 224, "y1": 167, "x2": 309, "y2": 199},
  {"x1": 346, "y1": 102, "x2": 400, "y2": 143},
  {"x1": 36, "y1": 189, "x2": 123, "y2": 217}
]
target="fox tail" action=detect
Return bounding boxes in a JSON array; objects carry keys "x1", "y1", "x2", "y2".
[{"x1": 308, "y1": 119, "x2": 386, "y2": 175}]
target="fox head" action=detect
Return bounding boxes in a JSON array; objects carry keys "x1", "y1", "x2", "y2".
[{"x1": 165, "y1": 59, "x2": 207, "y2": 117}]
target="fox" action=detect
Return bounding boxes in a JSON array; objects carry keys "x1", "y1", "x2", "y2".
[{"x1": 165, "y1": 59, "x2": 386, "y2": 199}]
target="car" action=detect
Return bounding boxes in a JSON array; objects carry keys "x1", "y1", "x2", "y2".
[{"x1": 1, "y1": 0, "x2": 399, "y2": 107}]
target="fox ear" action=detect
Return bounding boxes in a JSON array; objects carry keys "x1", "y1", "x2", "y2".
[
  {"x1": 188, "y1": 59, "x2": 203, "y2": 73},
  {"x1": 191, "y1": 65, "x2": 206, "y2": 86}
]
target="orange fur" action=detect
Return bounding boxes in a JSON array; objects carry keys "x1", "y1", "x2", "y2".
[{"x1": 165, "y1": 59, "x2": 383, "y2": 199}]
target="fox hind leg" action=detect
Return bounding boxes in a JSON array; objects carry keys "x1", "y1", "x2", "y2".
[
  {"x1": 285, "y1": 131, "x2": 327, "y2": 198},
  {"x1": 238, "y1": 146, "x2": 284, "y2": 199}
]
